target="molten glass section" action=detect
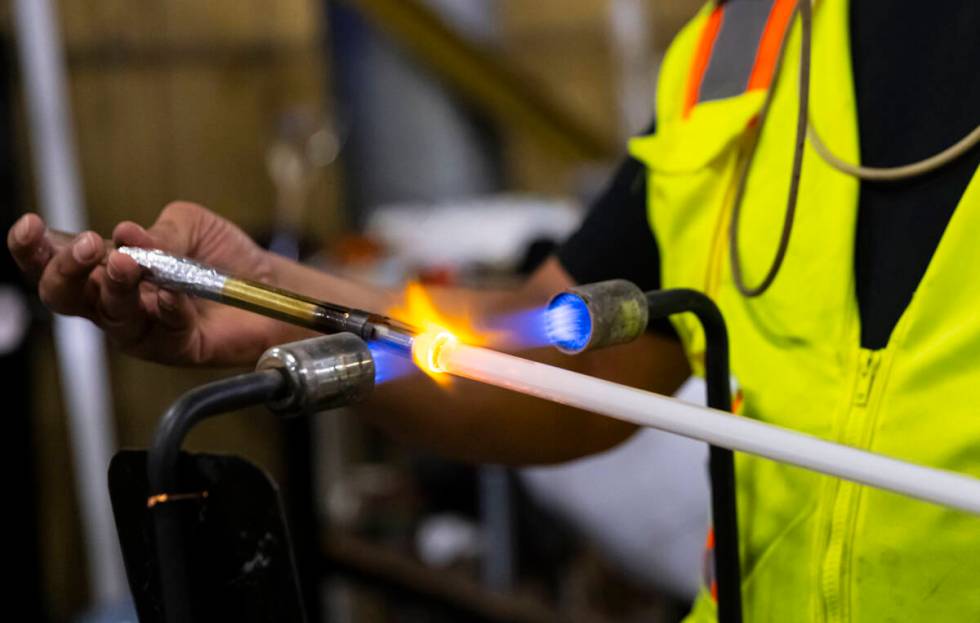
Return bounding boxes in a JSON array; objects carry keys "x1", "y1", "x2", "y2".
[
  {"x1": 411, "y1": 330, "x2": 458, "y2": 375},
  {"x1": 387, "y1": 283, "x2": 489, "y2": 384},
  {"x1": 545, "y1": 293, "x2": 592, "y2": 353}
]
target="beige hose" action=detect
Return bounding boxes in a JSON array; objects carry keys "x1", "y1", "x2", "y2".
[{"x1": 809, "y1": 122, "x2": 980, "y2": 182}]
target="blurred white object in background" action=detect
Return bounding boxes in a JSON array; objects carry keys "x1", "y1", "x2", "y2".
[
  {"x1": 416, "y1": 513, "x2": 483, "y2": 569},
  {"x1": 0, "y1": 286, "x2": 29, "y2": 355},
  {"x1": 366, "y1": 196, "x2": 581, "y2": 271},
  {"x1": 521, "y1": 377, "x2": 710, "y2": 600}
]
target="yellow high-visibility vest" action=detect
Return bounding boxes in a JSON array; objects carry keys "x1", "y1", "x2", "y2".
[{"x1": 629, "y1": 1, "x2": 980, "y2": 620}]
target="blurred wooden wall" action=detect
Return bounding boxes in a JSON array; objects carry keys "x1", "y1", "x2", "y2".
[
  {"x1": 60, "y1": 0, "x2": 338, "y2": 236},
  {"x1": 25, "y1": 1, "x2": 335, "y2": 619},
  {"x1": 499, "y1": 0, "x2": 702, "y2": 194},
  {"x1": 499, "y1": 0, "x2": 620, "y2": 195}
]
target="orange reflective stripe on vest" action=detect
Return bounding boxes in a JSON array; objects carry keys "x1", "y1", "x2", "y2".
[{"x1": 684, "y1": 0, "x2": 796, "y2": 118}]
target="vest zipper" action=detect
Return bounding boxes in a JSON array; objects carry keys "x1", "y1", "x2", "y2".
[
  {"x1": 821, "y1": 349, "x2": 881, "y2": 622},
  {"x1": 852, "y1": 350, "x2": 881, "y2": 407}
]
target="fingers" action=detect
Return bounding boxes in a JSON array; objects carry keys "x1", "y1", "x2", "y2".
[
  {"x1": 112, "y1": 205, "x2": 204, "y2": 331},
  {"x1": 108, "y1": 203, "x2": 211, "y2": 343},
  {"x1": 91, "y1": 252, "x2": 199, "y2": 352},
  {"x1": 96, "y1": 250, "x2": 150, "y2": 345},
  {"x1": 37, "y1": 231, "x2": 106, "y2": 317},
  {"x1": 112, "y1": 220, "x2": 155, "y2": 249},
  {"x1": 114, "y1": 202, "x2": 207, "y2": 256},
  {"x1": 8, "y1": 213, "x2": 53, "y2": 282},
  {"x1": 154, "y1": 287, "x2": 196, "y2": 331}
]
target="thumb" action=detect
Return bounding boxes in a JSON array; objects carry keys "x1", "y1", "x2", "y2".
[{"x1": 112, "y1": 201, "x2": 208, "y2": 255}]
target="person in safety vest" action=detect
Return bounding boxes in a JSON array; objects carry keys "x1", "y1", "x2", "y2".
[{"x1": 9, "y1": 1, "x2": 980, "y2": 620}]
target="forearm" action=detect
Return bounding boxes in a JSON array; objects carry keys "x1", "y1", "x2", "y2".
[
  {"x1": 268, "y1": 253, "x2": 400, "y2": 313},
  {"x1": 248, "y1": 253, "x2": 403, "y2": 352}
]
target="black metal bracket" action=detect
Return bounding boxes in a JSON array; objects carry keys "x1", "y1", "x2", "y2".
[
  {"x1": 145, "y1": 369, "x2": 291, "y2": 623},
  {"x1": 645, "y1": 288, "x2": 742, "y2": 623}
]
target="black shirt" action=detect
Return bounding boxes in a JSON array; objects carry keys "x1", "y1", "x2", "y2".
[{"x1": 557, "y1": 2, "x2": 980, "y2": 350}]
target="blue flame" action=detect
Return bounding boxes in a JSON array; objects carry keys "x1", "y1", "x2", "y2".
[
  {"x1": 368, "y1": 340, "x2": 416, "y2": 385},
  {"x1": 483, "y1": 295, "x2": 594, "y2": 352},
  {"x1": 486, "y1": 307, "x2": 552, "y2": 348},
  {"x1": 545, "y1": 293, "x2": 592, "y2": 352}
]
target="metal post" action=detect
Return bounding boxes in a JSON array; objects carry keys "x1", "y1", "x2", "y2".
[{"x1": 480, "y1": 465, "x2": 514, "y2": 592}]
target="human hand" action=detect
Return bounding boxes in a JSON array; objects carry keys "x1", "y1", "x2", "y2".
[{"x1": 8, "y1": 202, "x2": 285, "y2": 366}]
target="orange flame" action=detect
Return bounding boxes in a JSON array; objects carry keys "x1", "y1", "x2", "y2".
[{"x1": 387, "y1": 283, "x2": 485, "y2": 382}]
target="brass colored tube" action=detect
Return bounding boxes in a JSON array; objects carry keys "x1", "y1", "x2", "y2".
[{"x1": 220, "y1": 278, "x2": 335, "y2": 329}]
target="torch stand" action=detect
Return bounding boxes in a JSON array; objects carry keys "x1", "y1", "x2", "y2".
[
  {"x1": 108, "y1": 368, "x2": 307, "y2": 623},
  {"x1": 645, "y1": 289, "x2": 742, "y2": 623}
]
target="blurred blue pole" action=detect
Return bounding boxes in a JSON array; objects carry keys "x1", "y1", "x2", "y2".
[
  {"x1": 480, "y1": 465, "x2": 514, "y2": 591},
  {"x1": 324, "y1": 0, "x2": 515, "y2": 595}
]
